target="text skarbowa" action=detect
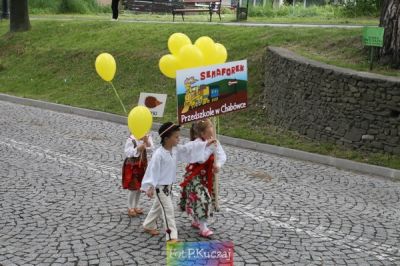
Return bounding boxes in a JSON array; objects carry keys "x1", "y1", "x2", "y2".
[{"x1": 180, "y1": 102, "x2": 247, "y2": 123}]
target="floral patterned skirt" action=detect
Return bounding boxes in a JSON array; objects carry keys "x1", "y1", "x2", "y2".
[{"x1": 179, "y1": 174, "x2": 214, "y2": 221}]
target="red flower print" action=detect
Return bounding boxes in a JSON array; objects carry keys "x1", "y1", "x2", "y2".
[
  {"x1": 188, "y1": 192, "x2": 199, "y2": 202},
  {"x1": 186, "y1": 206, "x2": 193, "y2": 215}
]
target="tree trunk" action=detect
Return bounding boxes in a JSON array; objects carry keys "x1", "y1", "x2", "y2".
[
  {"x1": 10, "y1": 0, "x2": 31, "y2": 32},
  {"x1": 379, "y1": 0, "x2": 400, "y2": 68}
]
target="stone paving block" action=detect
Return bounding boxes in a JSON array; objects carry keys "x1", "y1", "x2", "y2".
[{"x1": 0, "y1": 101, "x2": 399, "y2": 265}]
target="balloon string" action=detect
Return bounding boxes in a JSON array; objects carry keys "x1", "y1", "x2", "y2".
[
  {"x1": 212, "y1": 117, "x2": 219, "y2": 140},
  {"x1": 217, "y1": 117, "x2": 220, "y2": 139},
  {"x1": 139, "y1": 150, "x2": 143, "y2": 168},
  {"x1": 110, "y1": 82, "x2": 127, "y2": 115}
]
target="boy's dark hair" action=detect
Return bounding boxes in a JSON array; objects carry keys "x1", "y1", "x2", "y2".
[{"x1": 159, "y1": 122, "x2": 180, "y2": 145}]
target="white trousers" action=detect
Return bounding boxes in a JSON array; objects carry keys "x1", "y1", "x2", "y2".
[
  {"x1": 142, "y1": 186, "x2": 178, "y2": 241},
  {"x1": 127, "y1": 190, "x2": 141, "y2": 209}
]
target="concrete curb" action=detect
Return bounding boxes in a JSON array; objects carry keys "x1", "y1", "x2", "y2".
[{"x1": 1, "y1": 93, "x2": 399, "y2": 180}]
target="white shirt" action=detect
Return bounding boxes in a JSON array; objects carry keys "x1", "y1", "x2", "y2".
[
  {"x1": 124, "y1": 135, "x2": 154, "y2": 158},
  {"x1": 193, "y1": 138, "x2": 227, "y2": 168},
  {"x1": 141, "y1": 140, "x2": 208, "y2": 191}
]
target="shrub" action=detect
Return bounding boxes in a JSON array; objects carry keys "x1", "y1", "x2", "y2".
[
  {"x1": 59, "y1": 0, "x2": 90, "y2": 14},
  {"x1": 248, "y1": 1, "x2": 379, "y2": 18},
  {"x1": 29, "y1": 0, "x2": 109, "y2": 14},
  {"x1": 341, "y1": 0, "x2": 380, "y2": 17},
  {"x1": 29, "y1": 0, "x2": 62, "y2": 13},
  {"x1": 249, "y1": 4, "x2": 334, "y2": 18}
]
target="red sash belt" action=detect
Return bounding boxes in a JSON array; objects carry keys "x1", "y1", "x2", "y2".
[{"x1": 180, "y1": 155, "x2": 214, "y2": 195}]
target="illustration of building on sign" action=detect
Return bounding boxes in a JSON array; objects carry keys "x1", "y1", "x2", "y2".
[{"x1": 181, "y1": 76, "x2": 219, "y2": 114}]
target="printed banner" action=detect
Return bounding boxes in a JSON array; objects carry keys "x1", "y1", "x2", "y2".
[
  {"x1": 176, "y1": 60, "x2": 248, "y2": 124},
  {"x1": 138, "y1": 93, "x2": 167, "y2": 117},
  {"x1": 167, "y1": 241, "x2": 234, "y2": 266}
]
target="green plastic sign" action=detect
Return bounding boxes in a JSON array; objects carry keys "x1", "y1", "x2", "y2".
[{"x1": 363, "y1": 27, "x2": 384, "y2": 47}]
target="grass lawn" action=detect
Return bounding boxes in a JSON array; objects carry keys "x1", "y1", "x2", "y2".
[
  {"x1": 30, "y1": 12, "x2": 379, "y2": 25},
  {"x1": 0, "y1": 19, "x2": 399, "y2": 170},
  {"x1": 247, "y1": 16, "x2": 378, "y2": 25}
]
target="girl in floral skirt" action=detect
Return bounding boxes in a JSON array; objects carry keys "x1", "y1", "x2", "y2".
[{"x1": 179, "y1": 119, "x2": 227, "y2": 238}]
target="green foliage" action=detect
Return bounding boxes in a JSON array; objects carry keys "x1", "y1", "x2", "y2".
[
  {"x1": 341, "y1": 0, "x2": 380, "y2": 17},
  {"x1": 28, "y1": 0, "x2": 380, "y2": 17},
  {"x1": 220, "y1": 6, "x2": 235, "y2": 15},
  {"x1": 248, "y1": 1, "x2": 379, "y2": 18},
  {"x1": 29, "y1": 0, "x2": 61, "y2": 13},
  {"x1": 29, "y1": 0, "x2": 109, "y2": 14},
  {"x1": 59, "y1": 0, "x2": 89, "y2": 14},
  {"x1": 249, "y1": 5, "x2": 276, "y2": 17},
  {"x1": 0, "y1": 20, "x2": 398, "y2": 169},
  {"x1": 248, "y1": 3, "x2": 340, "y2": 18}
]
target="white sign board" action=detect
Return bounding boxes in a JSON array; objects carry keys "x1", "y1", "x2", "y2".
[{"x1": 138, "y1": 93, "x2": 167, "y2": 117}]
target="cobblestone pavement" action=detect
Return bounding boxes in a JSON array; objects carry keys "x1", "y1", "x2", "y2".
[{"x1": 0, "y1": 100, "x2": 399, "y2": 266}]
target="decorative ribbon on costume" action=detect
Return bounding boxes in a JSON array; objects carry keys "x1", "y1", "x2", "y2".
[
  {"x1": 129, "y1": 136, "x2": 147, "y2": 168},
  {"x1": 159, "y1": 124, "x2": 177, "y2": 138},
  {"x1": 155, "y1": 187, "x2": 172, "y2": 240},
  {"x1": 179, "y1": 154, "x2": 215, "y2": 196}
]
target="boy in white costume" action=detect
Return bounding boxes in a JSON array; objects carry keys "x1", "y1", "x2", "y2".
[{"x1": 141, "y1": 122, "x2": 215, "y2": 243}]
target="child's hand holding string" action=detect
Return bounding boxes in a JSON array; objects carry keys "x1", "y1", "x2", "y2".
[
  {"x1": 143, "y1": 135, "x2": 151, "y2": 147},
  {"x1": 146, "y1": 186, "x2": 155, "y2": 198},
  {"x1": 206, "y1": 138, "x2": 217, "y2": 147},
  {"x1": 137, "y1": 144, "x2": 146, "y2": 153},
  {"x1": 213, "y1": 164, "x2": 220, "y2": 173}
]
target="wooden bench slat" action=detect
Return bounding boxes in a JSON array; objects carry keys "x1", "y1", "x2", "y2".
[
  {"x1": 183, "y1": 0, "x2": 219, "y2": 3},
  {"x1": 173, "y1": 9, "x2": 211, "y2": 12}
]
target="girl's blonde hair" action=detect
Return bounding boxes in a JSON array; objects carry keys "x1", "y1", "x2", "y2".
[{"x1": 190, "y1": 119, "x2": 213, "y2": 140}]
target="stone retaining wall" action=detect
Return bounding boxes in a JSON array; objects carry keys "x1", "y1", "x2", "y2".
[{"x1": 264, "y1": 47, "x2": 400, "y2": 155}]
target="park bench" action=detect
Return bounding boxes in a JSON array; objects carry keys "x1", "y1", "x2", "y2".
[{"x1": 172, "y1": 0, "x2": 222, "y2": 22}]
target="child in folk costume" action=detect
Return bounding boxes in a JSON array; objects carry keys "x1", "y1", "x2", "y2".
[
  {"x1": 141, "y1": 122, "x2": 216, "y2": 243},
  {"x1": 123, "y1": 134, "x2": 154, "y2": 217},
  {"x1": 179, "y1": 119, "x2": 227, "y2": 238}
]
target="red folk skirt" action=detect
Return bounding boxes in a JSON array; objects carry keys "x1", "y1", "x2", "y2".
[{"x1": 122, "y1": 156, "x2": 147, "y2": 191}]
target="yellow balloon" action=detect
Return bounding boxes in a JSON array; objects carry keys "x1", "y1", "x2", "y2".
[
  {"x1": 168, "y1": 33, "x2": 192, "y2": 56},
  {"x1": 178, "y1": 44, "x2": 205, "y2": 69},
  {"x1": 159, "y1": 54, "x2": 181, "y2": 79},
  {"x1": 95, "y1": 53, "x2": 116, "y2": 82},
  {"x1": 215, "y1": 43, "x2": 228, "y2": 64},
  {"x1": 127, "y1": 106, "x2": 153, "y2": 140},
  {"x1": 195, "y1": 36, "x2": 217, "y2": 66}
]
